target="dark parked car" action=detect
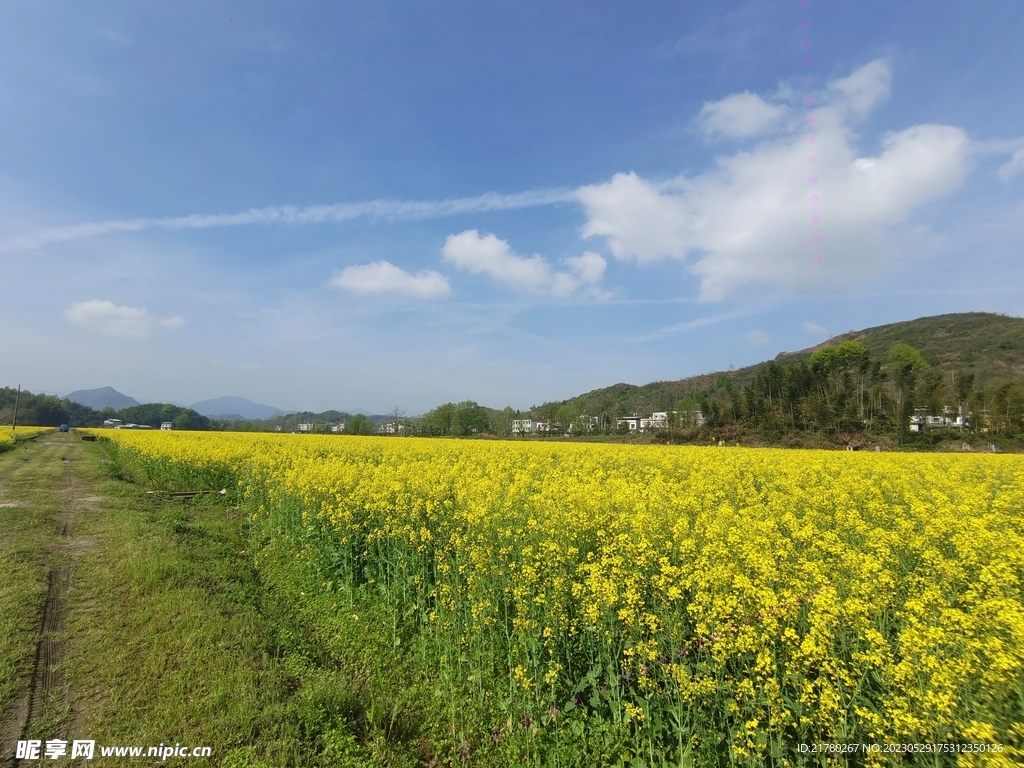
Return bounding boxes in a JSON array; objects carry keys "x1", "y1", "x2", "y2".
[{"x1": 59, "y1": 424, "x2": 70, "y2": 432}]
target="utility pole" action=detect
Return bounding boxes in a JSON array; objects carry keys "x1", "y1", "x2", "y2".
[{"x1": 12, "y1": 385, "x2": 21, "y2": 431}]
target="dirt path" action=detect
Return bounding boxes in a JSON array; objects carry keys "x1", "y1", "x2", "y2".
[{"x1": 0, "y1": 433, "x2": 99, "y2": 767}]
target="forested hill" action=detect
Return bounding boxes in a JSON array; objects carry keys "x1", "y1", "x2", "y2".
[
  {"x1": 774, "y1": 313, "x2": 1024, "y2": 387},
  {"x1": 555, "y1": 312, "x2": 1024, "y2": 419}
]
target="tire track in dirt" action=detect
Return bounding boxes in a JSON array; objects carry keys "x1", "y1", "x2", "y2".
[{"x1": 23, "y1": 566, "x2": 70, "y2": 730}]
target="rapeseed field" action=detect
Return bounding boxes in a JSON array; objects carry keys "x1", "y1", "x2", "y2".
[
  {"x1": 0, "y1": 426, "x2": 54, "y2": 450},
  {"x1": 98, "y1": 430, "x2": 1023, "y2": 766}
]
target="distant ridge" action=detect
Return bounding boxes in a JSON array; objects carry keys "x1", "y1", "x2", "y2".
[
  {"x1": 66, "y1": 386, "x2": 140, "y2": 411},
  {"x1": 189, "y1": 396, "x2": 292, "y2": 421}
]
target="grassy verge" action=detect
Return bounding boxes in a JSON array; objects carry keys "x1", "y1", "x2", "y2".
[{"x1": 0, "y1": 440, "x2": 63, "y2": 720}]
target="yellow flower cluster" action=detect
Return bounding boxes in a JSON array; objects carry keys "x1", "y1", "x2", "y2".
[
  {"x1": 98, "y1": 429, "x2": 1024, "y2": 763},
  {"x1": 1, "y1": 426, "x2": 54, "y2": 449}
]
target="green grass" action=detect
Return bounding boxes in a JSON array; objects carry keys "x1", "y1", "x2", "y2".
[{"x1": 0, "y1": 441, "x2": 62, "y2": 717}]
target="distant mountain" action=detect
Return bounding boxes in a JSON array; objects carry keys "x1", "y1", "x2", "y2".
[
  {"x1": 189, "y1": 396, "x2": 292, "y2": 421},
  {"x1": 66, "y1": 386, "x2": 140, "y2": 411}
]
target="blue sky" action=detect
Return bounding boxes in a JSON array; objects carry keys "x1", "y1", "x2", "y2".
[{"x1": 2, "y1": 1, "x2": 1022, "y2": 414}]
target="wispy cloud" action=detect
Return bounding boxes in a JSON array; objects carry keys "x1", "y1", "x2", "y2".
[
  {"x1": 661, "y1": 1, "x2": 775, "y2": 60},
  {"x1": 628, "y1": 305, "x2": 770, "y2": 343},
  {"x1": 3, "y1": 188, "x2": 574, "y2": 252},
  {"x1": 64, "y1": 300, "x2": 183, "y2": 338},
  {"x1": 744, "y1": 329, "x2": 771, "y2": 346},
  {"x1": 998, "y1": 148, "x2": 1024, "y2": 181}
]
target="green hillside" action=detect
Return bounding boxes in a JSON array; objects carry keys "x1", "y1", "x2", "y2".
[
  {"x1": 775, "y1": 312, "x2": 1024, "y2": 387},
  {"x1": 548, "y1": 312, "x2": 1024, "y2": 421}
]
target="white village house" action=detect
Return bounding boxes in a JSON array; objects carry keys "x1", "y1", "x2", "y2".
[
  {"x1": 616, "y1": 410, "x2": 706, "y2": 432},
  {"x1": 511, "y1": 419, "x2": 536, "y2": 436},
  {"x1": 908, "y1": 406, "x2": 969, "y2": 432}
]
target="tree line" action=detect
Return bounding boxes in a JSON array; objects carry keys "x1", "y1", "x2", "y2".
[{"x1": 0, "y1": 388, "x2": 212, "y2": 430}]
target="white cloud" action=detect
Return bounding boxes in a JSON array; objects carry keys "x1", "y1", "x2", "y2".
[
  {"x1": 825, "y1": 58, "x2": 892, "y2": 118},
  {"x1": 745, "y1": 329, "x2": 771, "y2": 346},
  {"x1": 576, "y1": 173, "x2": 692, "y2": 263},
  {"x1": 64, "y1": 300, "x2": 183, "y2": 338},
  {"x1": 698, "y1": 92, "x2": 788, "y2": 139},
  {"x1": 802, "y1": 321, "x2": 829, "y2": 337},
  {"x1": 998, "y1": 148, "x2": 1024, "y2": 181},
  {"x1": 564, "y1": 251, "x2": 607, "y2": 284},
  {"x1": 441, "y1": 230, "x2": 608, "y2": 298},
  {"x1": 575, "y1": 60, "x2": 973, "y2": 301},
  {"x1": 330, "y1": 261, "x2": 451, "y2": 299}
]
